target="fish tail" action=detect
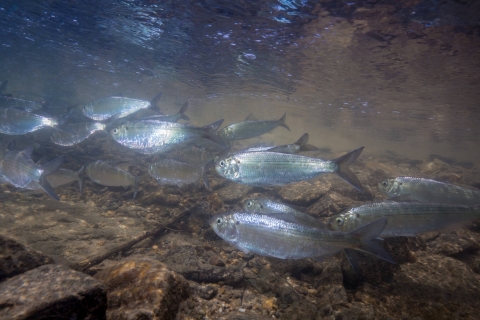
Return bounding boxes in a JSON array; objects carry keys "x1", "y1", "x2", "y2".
[
  {"x1": 178, "y1": 102, "x2": 190, "y2": 121},
  {"x1": 278, "y1": 112, "x2": 290, "y2": 131},
  {"x1": 333, "y1": 146, "x2": 364, "y2": 192},
  {"x1": 150, "y1": 92, "x2": 163, "y2": 112},
  {"x1": 133, "y1": 176, "x2": 139, "y2": 199},
  {"x1": 203, "y1": 119, "x2": 224, "y2": 134},
  {"x1": 38, "y1": 156, "x2": 65, "y2": 201},
  {"x1": 202, "y1": 159, "x2": 215, "y2": 189},
  {"x1": 351, "y1": 217, "x2": 396, "y2": 264}
]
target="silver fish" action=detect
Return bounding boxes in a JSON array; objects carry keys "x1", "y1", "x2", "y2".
[
  {"x1": 0, "y1": 146, "x2": 64, "y2": 200},
  {"x1": 379, "y1": 176, "x2": 480, "y2": 205},
  {"x1": 243, "y1": 198, "x2": 327, "y2": 229},
  {"x1": 51, "y1": 122, "x2": 106, "y2": 146},
  {"x1": 217, "y1": 113, "x2": 290, "y2": 141},
  {"x1": 215, "y1": 147, "x2": 364, "y2": 191},
  {"x1": 210, "y1": 212, "x2": 394, "y2": 263},
  {"x1": 0, "y1": 108, "x2": 58, "y2": 135},
  {"x1": 81, "y1": 161, "x2": 138, "y2": 198},
  {"x1": 82, "y1": 93, "x2": 162, "y2": 121},
  {"x1": 168, "y1": 145, "x2": 219, "y2": 167},
  {"x1": 144, "y1": 102, "x2": 189, "y2": 123},
  {"x1": 148, "y1": 159, "x2": 211, "y2": 188},
  {"x1": 329, "y1": 201, "x2": 480, "y2": 237},
  {"x1": 268, "y1": 133, "x2": 319, "y2": 154},
  {"x1": 45, "y1": 169, "x2": 81, "y2": 189},
  {"x1": 110, "y1": 119, "x2": 225, "y2": 154},
  {"x1": 0, "y1": 96, "x2": 43, "y2": 112}
]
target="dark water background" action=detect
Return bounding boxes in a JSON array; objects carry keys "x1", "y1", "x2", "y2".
[{"x1": 0, "y1": 0, "x2": 479, "y2": 163}]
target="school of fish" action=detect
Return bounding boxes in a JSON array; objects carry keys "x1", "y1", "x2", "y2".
[{"x1": 1, "y1": 79, "x2": 480, "y2": 268}]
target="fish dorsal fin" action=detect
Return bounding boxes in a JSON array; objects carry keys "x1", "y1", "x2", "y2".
[
  {"x1": 245, "y1": 113, "x2": 258, "y2": 121},
  {"x1": 294, "y1": 133, "x2": 309, "y2": 146}
]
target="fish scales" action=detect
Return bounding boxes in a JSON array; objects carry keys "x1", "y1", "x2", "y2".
[
  {"x1": 148, "y1": 159, "x2": 202, "y2": 186},
  {"x1": 212, "y1": 212, "x2": 358, "y2": 259},
  {"x1": 83, "y1": 97, "x2": 151, "y2": 121},
  {"x1": 216, "y1": 151, "x2": 337, "y2": 186},
  {"x1": 218, "y1": 113, "x2": 289, "y2": 141},
  {"x1": 379, "y1": 176, "x2": 480, "y2": 205},
  {"x1": 329, "y1": 201, "x2": 480, "y2": 237},
  {"x1": 51, "y1": 122, "x2": 106, "y2": 146},
  {"x1": 0, "y1": 108, "x2": 57, "y2": 135},
  {"x1": 84, "y1": 161, "x2": 135, "y2": 187}
]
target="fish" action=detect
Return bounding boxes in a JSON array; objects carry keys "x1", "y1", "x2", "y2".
[
  {"x1": 378, "y1": 176, "x2": 480, "y2": 205},
  {"x1": 0, "y1": 96, "x2": 43, "y2": 112},
  {"x1": 143, "y1": 102, "x2": 190, "y2": 123},
  {"x1": 82, "y1": 92, "x2": 162, "y2": 121},
  {"x1": 268, "y1": 133, "x2": 319, "y2": 154},
  {"x1": 209, "y1": 212, "x2": 395, "y2": 263},
  {"x1": 0, "y1": 80, "x2": 7, "y2": 93},
  {"x1": 0, "y1": 108, "x2": 59, "y2": 135},
  {"x1": 110, "y1": 119, "x2": 226, "y2": 154},
  {"x1": 243, "y1": 198, "x2": 327, "y2": 229},
  {"x1": 148, "y1": 159, "x2": 212, "y2": 188},
  {"x1": 215, "y1": 147, "x2": 364, "y2": 191},
  {"x1": 217, "y1": 113, "x2": 290, "y2": 141},
  {"x1": 80, "y1": 160, "x2": 139, "y2": 198},
  {"x1": 45, "y1": 169, "x2": 81, "y2": 189},
  {"x1": 0, "y1": 144, "x2": 64, "y2": 200},
  {"x1": 167, "y1": 145, "x2": 219, "y2": 167},
  {"x1": 328, "y1": 201, "x2": 480, "y2": 237},
  {"x1": 50, "y1": 122, "x2": 106, "y2": 146}
]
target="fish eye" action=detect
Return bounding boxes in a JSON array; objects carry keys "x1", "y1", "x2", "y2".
[
  {"x1": 113, "y1": 129, "x2": 118, "y2": 133},
  {"x1": 336, "y1": 217, "x2": 344, "y2": 226},
  {"x1": 216, "y1": 217, "x2": 223, "y2": 225},
  {"x1": 382, "y1": 181, "x2": 387, "y2": 187},
  {"x1": 247, "y1": 200, "x2": 253, "y2": 207},
  {"x1": 219, "y1": 160, "x2": 225, "y2": 167}
]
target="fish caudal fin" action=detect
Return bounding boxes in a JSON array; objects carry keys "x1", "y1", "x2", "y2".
[
  {"x1": 178, "y1": 102, "x2": 190, "y2": 121},
  {"x1": 203, "y1": 119, "x2": 224, "y2": 133},
  {"x1": 351, "y1": 217, "x2": 396, "y2": 264},
  {"x1": 333, "y1": 146, "x2": 364, "y2": 192},
  {"x1": 278, "y1": 112, "x2": 290, "y2": 131},
  {"x1": 38, "y1": 156, "x2": 65, "y2": 201}
]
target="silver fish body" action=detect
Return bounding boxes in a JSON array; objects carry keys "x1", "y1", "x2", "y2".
[
  {"x1": 0, "y1": 148, "x2": 64, "y2": 200},
  {"x1": 148, "y1": 159, "x2": 205, "y2": 187},
  {"x1": 45, "y1": 169, "x2": 80, "y2": 189},
  {"x1": 379, "y1": 177, "x2": 480, "y2": 205},
  {"x1": 215, "y1": 147, "x2": 364, "y2": 190},
  {"x1": 110, "y1": 119, "x2": 225, "y2": 154},
  {"x1": 0, "y1": 108, "x2": 58, "y2": 135},
  {"x1": 218, "y1": 113, "x2": 290, "y2": 141},
  {"x1": 82, "y1": 161, "x2": 138, "y2": 197},
  {"x1": 0, "y1": 96, "x2": 43, "y2": 112},
  {"x1": 329, "y1": 201, "x2": 480, "y2": 237},
  {"x1": 210, "y1": 212, "x2": 394, "y2": 263},
  {"x1": 243, "y1": 198, "x2": 327, "y2": 229},
  {"x1": 268, "y1": 133, "x2": 319, "y2": 154},
  {"x1": 51, "y1": 122, "x2": 106, "y2": 146},
  {"x1": 168, "y1": 145, "x2": 218, "y2": 167},
  {"x1": 82, "y1": 96, "x2": 151, "y2": 121}
]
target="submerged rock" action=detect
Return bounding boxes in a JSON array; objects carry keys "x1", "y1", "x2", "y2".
[
  {"x1": 0, "y1": 234, "x2": 54, "y2": 282},
  {"x1": 0, "y1": 264, "x2": 106, "y2": 319},
  {"x1": 94, "y1": 258, "x2": 189, "y2": 320}
]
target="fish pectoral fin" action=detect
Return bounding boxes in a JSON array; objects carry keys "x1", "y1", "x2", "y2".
[
  {"x1": 343, "y1": 248, "x2": 361, "y2": 273},
  {"x1": 352, "y1": 217, "x2": 396, "y2": 264},
  {"x1": 234, "y1": 243, "x2": 250, "y2": 254},
  {"x1": 39, "y1": 176, "x2": 60, "y2": 201}
]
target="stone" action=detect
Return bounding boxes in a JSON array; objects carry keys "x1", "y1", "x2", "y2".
[
  {"x1": 217, "y1": 184, "x2": 253, "y2": 204},
  {"x1": 0, "y1": 234, "x2": 54, "y2": 282},
  {"x1": 0, "y1": 264, "x2": 106, "y2": 319},
  {"x1": 161, "y1": 246, "x2": 243, "y2": 285},
  {"x1": 282, "y1": 299, "x2": 318, "y2": 320},
  {"x1": 307, "y1": 191, "x2": 361, "y2": 218},
  {"x1": 195, "y1": 285, "x2": 218, "y2": 300},
  {"x1": 277, "y1": 180, "x2": 330, "y2": 206},
  {"x1": 94, "y1": 258, "x2": 189, "y2": 320}
]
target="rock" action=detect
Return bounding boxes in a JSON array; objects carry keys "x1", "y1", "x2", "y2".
[
  {"x1": 277, "y1": 181, "x2": 330, "y2": 206},
  {"x1": 427, "y1": 230, "x2": 480, "y2": 257},
  {"x1": 262, "y1": 296, "x2": 277, "y2": 311},
  {"x1": 94, "y1": 258, "x2": 189, "y2": 320},
  {"x1": 0, "y1": 234, "x2": 54, "y2": 282},
  {"x1": 209, "y1": 254, "x2": 226, "y2": 267},
  {"x1": 195, "y1": 284, "x2": 218, "y2": 300},
  {"x1": 217, "y1": 184, "x2": 253, "y2": 204},
  {"x1": 307, "y1": 191, "x2": 360, "y2": 218},
  {"x1": 161, "y1": 246, "x2": 243, "y2": 285},
  {"x1": 282, "y1": 299, "x2": 318, "y2": 320},
  {"x1": 138, "y1": 190, "x2": 180, "y2": 206},
  {"x1": 0, "y1": 264, "x2": 106, "y2": 319}
]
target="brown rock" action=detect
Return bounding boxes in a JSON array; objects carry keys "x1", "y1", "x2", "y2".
[
  {"x1": 0, "y1": 264, "x2": 106, "y2": 320},
  {"x1": 217, "y1": 184, "x2": 253, "y2": 204},
  {"x1": 0, "y1": 234, "x2": 54, "y2": 282},
  {"x1": 94, "y1": 258, "x2": 189, "y2": 320},
  {"x1": 277, "y1": 180, "x2": 330, "y2": 206}
]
